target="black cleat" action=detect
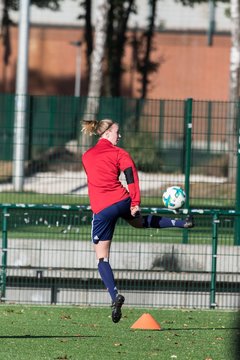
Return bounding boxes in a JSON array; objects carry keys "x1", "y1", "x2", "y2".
[
  {"x1": 111, "y1": 294, "x2": 125, "y2": 323},
  {"x1": 184, "y1": 214, "x2": 194, "y2": 228}
]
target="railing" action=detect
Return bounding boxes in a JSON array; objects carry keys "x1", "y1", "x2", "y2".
[{"x1": 1, "y1": 204, "x2": 239, "y2": 309}]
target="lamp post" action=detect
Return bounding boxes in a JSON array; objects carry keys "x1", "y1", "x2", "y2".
[
  {"x1": 70, "y1": 41, "x2": 82, "y2": 97},
  {"x1": 13, "y1": 0, "x2": 30, "y2": 192}
]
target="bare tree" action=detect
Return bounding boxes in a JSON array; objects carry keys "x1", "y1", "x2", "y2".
[
  {"x1": 136, "y1": 0, "x2": 159, "y2": 99},
  {"x1": 227, "y1": 0, "x2": 240, "y2": 180},
  {"x1": 83, "y1": 0, "x2": 110, "y2": 120},
  {"x1": 80, "y1": 0, "x2": 110, "y2": 150},
  {"x1": 78, "y1": 0, "x2": 93, "y2": 87},
  {"x1": 177, "y1": 0, "x2": 240, "y2": 180},
  {"x1": 1, "y1": 0, "x2": 12, "y2": 66},
  {"x1": 105, "y1": 0, "x2": 136, "y2": 96}
]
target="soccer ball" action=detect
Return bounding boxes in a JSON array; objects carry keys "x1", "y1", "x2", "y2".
[{"x1": 162, "y1": 186, "x2": 186, "y2": 210}]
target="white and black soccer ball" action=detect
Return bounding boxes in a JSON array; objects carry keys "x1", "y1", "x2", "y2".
[{"x1": 162, "y1": 186, "x2": 186, "y2": 210}]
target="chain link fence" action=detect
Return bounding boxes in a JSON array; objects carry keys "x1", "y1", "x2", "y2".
[{"x1": 0, "y1": 95, "x2": 240, "y2": 308}]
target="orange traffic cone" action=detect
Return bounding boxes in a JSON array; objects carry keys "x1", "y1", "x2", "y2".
[{"x1": 131, "y1": 313, "x2": 161, "y2": 330}]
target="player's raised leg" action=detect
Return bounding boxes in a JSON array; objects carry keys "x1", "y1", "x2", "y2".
[
  {"x1": 126, "y1": 185, "x2": 194, "y2": 229},
  {"x1": 126, "y1": 213, "x2": 194, "y2": 229}
]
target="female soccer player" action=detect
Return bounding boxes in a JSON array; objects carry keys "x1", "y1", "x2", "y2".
[{"x1": 82, "y1": 119, "x2": 193, "y2": 323}]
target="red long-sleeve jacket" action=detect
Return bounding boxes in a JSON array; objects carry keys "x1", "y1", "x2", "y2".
[{"x1": 82, "y1": 138, "x2": 141, "y2": 214}]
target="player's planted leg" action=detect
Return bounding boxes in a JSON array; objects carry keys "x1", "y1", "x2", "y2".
[
  {"x1": 98, "y1": 258, "x2": 118, "y2": 300},
  {"x1": 112, "y1": 294, "x2": 125, "y2": 323},
  {"x1": 97, "y1": 257, "x2": 125, "y2": 323}
]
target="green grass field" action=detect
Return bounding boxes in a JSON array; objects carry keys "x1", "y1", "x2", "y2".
[
  {"x1": 0, "y1": 305, "x2": 239, "y2": 360},
  {"x1": 0, "y1": 192, "x2": 233, "y2": 208},
  {"x1": 5, "y1": 216, "x2": 234, "y2": 246}
]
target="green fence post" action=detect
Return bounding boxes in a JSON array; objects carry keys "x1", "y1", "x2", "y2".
[
  {"x1": 159, "y1": 100, "x2": 165, "y2": 148},
  {"x1": 183, "y1": 98, "x2": 193, "y2": 244},
  {"x1": 207, "y1": 101, "x2": 212, "y2": 153},
  {"x1": 49, "y1": 96, "x2": 56, "y2": 148},
  {"x1": 210, "y1": 212, "x2": 219, "y2": 308},
  {"x1": 1, "y1": 207, "x2": 8, "y2": 301},
  {"x1": 235, "y1": 101, "x2": 240, "y2": 245}
]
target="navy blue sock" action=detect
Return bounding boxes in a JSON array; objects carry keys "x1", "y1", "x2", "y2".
[
  {"x1": 159, "y1": 217, "x2": 185, "y2": 228},
  {"x1": 143, "y1": 215, "x2": 186, "y2": 228},
  {"x1": 98, "y1": 258, "x2": 118, "y2": 302}
]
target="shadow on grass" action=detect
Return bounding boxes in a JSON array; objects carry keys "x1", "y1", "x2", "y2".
[
  {"x1": 162, "y1": 327, "x2": 240, "y2": 331},
  {"x1": 0, "y1": 335, "x2": 100, "y2": 339}
]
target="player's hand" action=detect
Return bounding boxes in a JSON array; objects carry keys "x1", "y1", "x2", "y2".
[{"x1": 131, "y1": 205, "x2": 140, "y2": 217}]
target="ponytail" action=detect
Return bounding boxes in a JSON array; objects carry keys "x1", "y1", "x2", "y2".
[
  {"x1": 81, "y1": 120, "x2": 98, "y2": 136},
  {"x1": 81, "y1": 119, "x2": 115, "y2": 137}
]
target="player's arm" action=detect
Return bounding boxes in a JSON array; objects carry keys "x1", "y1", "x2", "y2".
[
  {"x1": 118, "y1": 150, "x2": 141, "y2": 208},
  {"x1": 123, "y1": 166, "x2": 141, "y2": 217}
]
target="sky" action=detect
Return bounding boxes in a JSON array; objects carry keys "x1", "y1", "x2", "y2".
[{"x1": 8, "y1": 0, "x2": 231, "y2": 32}]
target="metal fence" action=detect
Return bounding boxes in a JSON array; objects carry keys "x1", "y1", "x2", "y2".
[
  {"x1": 0, "y1": 94, "x2": 240, "y2": 309},
  {"x1": 0, "y1": 95, "x2": 239, "y2": 207},
  {"x1": 0, "y1": 204, "x2": 239, "y2": 309}
]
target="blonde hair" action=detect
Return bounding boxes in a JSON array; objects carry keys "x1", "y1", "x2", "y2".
[{"x1": 81, "y1": 119, "x2": 115, "y2": 136}]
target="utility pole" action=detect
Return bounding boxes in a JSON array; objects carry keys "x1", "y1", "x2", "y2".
[
  {"x1": 13, "y1": 0, "x2": 30, "y2": 191},
  {"x1": 207, "y1": 0, "x2": 215, "y2": 46},
  {"x1": 70, "y1": 41, "x2": 82, "y2": 97}
]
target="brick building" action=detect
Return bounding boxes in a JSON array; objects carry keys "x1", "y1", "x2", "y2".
[{"x1": 0, "y1": 1, "x2": 231, "y2": 100}]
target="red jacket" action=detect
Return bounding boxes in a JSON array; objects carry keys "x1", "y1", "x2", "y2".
[{"x1": 82, "y1": 138, "x2": 141, "y2": 214}]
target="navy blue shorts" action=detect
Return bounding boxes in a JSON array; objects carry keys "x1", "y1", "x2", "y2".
[{"x1": 91, "y1": 197, "x2": 132, "y2": 244}]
